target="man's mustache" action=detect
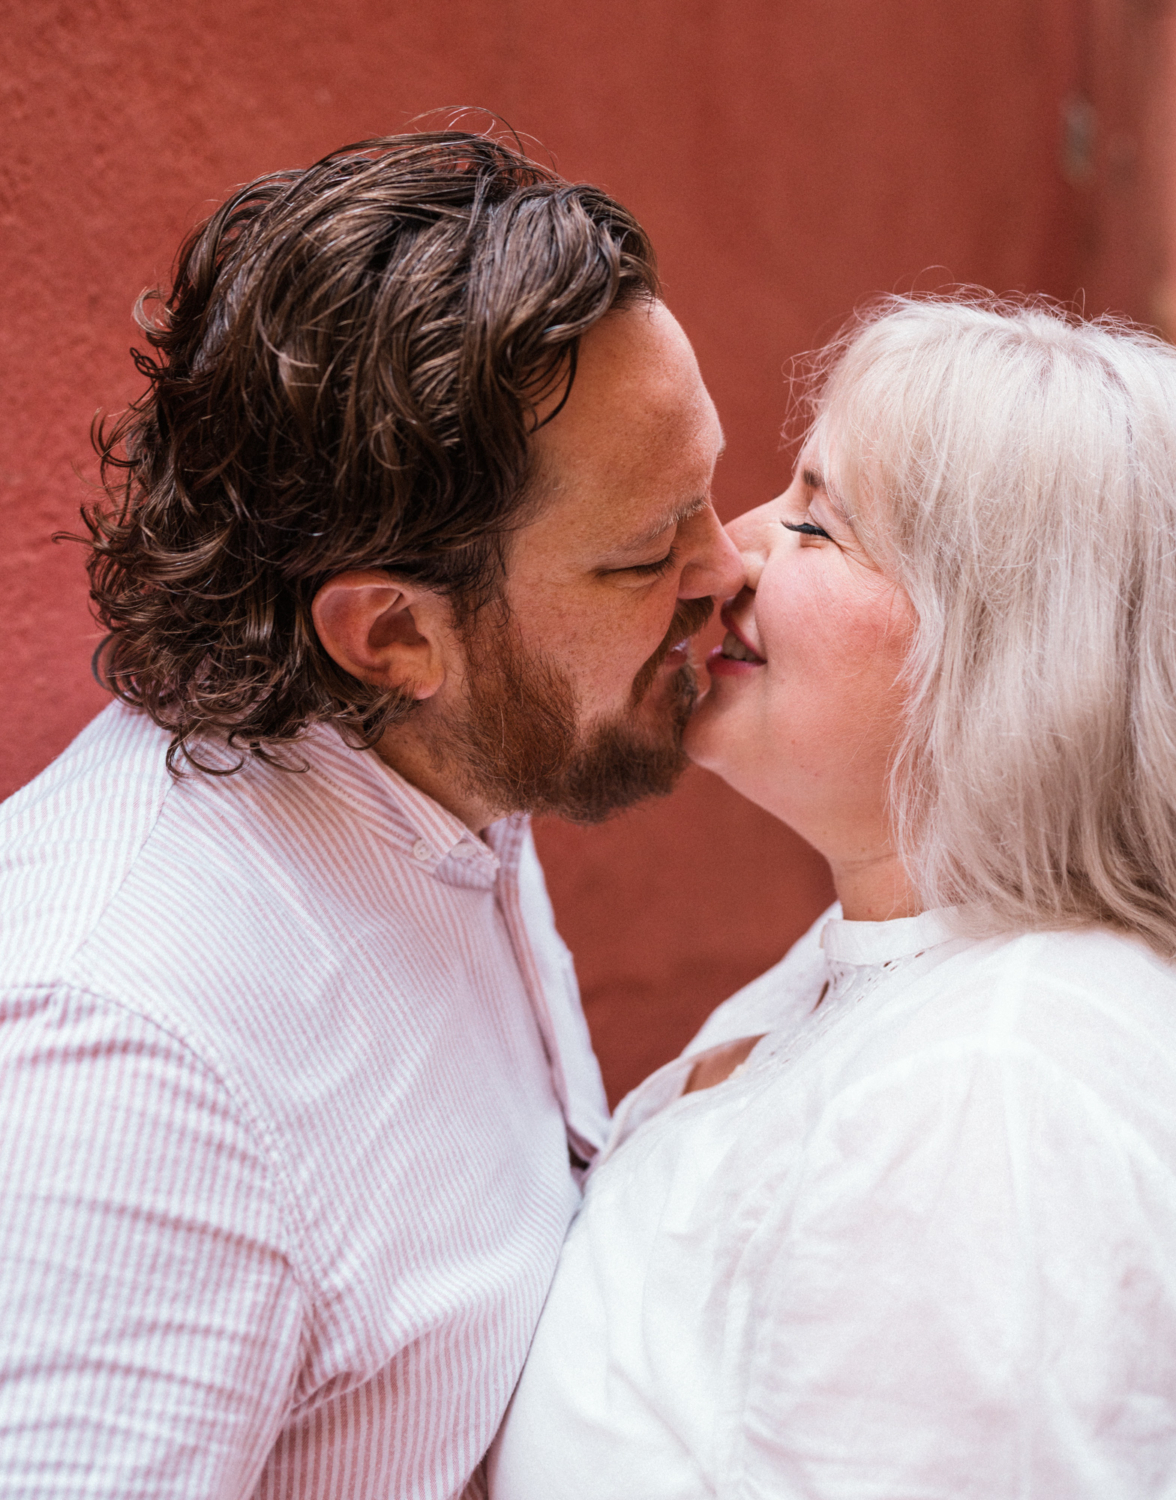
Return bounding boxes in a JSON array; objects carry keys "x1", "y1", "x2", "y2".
[{"x1": 630, "y1": 595, "x2": 716, "y2": 705}]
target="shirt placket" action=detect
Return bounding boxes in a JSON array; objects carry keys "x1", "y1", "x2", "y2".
[{"x1": 490, "y1": 818, "x2": 596, "y2": 1168}]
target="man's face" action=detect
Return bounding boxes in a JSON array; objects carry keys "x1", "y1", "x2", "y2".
[{"x1": 437, "y1": 300, "x2": 744, "y2": 822}]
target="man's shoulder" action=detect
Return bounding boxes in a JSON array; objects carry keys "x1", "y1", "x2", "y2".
[
  {"x1": 0, "y1": 704, "x2": 178, "y2": 987},
  {"x1": 0, "y1": 704, "x2": 515, "y2": 1066},
  {"x1": 0, "y1": 705, "x2": 378, "y2": 995}
]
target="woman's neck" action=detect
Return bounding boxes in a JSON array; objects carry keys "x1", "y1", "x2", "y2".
[{"x1": 830, "y1": 849, "x2": 920, "y2": 923}]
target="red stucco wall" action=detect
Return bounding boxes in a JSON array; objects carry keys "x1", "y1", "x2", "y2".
[{"x1": 3, "y1": 0, "x2": 1168, "y2": 1100}]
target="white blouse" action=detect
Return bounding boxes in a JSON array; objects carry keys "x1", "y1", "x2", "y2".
[{"x1": 490, "y1": 907, "x2": 1176, "y2": 1499}]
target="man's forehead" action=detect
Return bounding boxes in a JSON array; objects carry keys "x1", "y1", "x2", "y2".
[
  {"x1": 526, "y1": 409, "x2": 722, "y2": 523},
  {"x1": 579, "y1": 420, "x2": 724, "y2": 556},
  {"x1": 529, "y1": 302, "x2": 718, "y2": 461},
  {"x1": 516, "y1": 317, "x2": 724, "y2": 563}
]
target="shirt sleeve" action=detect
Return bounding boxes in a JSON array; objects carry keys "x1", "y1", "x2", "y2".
[
  {"x1": 734, "y1": 1039, "x2": 1176, "y2": 1500},
  {"x1": 0, "y1": 985, "x2": 305, "y2": 1497}
]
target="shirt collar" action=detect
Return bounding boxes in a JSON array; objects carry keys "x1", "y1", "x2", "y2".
[
  {"x1": 297, "y1": 725, "x2": 509, "y2": 888},
  {"x1": 820, "y1": 906, "x2": 965, "y2": 967}
]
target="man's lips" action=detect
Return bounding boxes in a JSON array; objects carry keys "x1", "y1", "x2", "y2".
[{"x1": 630, "y1": 597, "x2": 712, "y2": 706}]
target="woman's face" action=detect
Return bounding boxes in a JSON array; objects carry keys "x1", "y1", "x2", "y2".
[{"x1": 685, "y1": 458, "x2": 916, "y2": 869}]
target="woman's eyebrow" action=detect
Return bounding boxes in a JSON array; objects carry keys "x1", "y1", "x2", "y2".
[{"x1": 802, "y1": 465, "x2": 853, "y2": 527}]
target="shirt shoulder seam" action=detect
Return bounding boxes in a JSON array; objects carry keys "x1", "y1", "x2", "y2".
[{"x1": 26, "y1": 977, "x2": 317, "y2": 1313}]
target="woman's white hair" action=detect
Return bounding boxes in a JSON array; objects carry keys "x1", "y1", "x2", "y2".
[{"x1": 806, "y1": 293, "x2": 1176, "y2": 956}]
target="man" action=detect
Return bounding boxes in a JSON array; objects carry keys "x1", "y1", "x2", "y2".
[{"x1": 0, "y1": 133, "x2": 741, "y2": 1496}]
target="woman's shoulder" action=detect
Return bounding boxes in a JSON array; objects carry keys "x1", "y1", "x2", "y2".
[
  {"x1": 945, "y1": 924, "x2": 1176, "y2": 1120},
  {"x1": 903, "y1": 922, "x2": 1176, "y2": 1058},
  {"x1": 742, "y1": 922, "x2": 1176, "y2": 1176},
  {"x1": 723, "y1": 933, "x2": 1176, "y2": 1500},
  {"x1": 595, "y1": 921, "x2": 1176, "y2": 1224},
  {"x1": 978, "y1": 919, "x2": 1176, "y2": 983}
]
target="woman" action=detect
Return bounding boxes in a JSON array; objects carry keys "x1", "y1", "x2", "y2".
[{"x1": 489, "y1": 296, "x2": 1176, "y2": 1497}]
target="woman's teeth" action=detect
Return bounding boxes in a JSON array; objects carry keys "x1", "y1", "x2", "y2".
[{"x1": 720, "y1": 631, "x2": 764, "y2": 663}]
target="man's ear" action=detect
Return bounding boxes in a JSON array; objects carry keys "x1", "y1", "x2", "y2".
[{"x1": 311, "y1": 571, "x2": 450, "y2": 701}]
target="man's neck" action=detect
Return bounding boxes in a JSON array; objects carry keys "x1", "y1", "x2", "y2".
[{"x1": 373, "y1": 722, "x2": 500, "y2": 836}]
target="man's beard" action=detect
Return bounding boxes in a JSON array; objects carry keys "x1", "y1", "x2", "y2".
[{"x1": 439, "y1": 596, "x2": 714, "y2": 824}]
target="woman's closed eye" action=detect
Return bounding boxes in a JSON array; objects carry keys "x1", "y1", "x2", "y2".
[{"x1": 783, "y1": 520, "x2": 831, "y2": 540}]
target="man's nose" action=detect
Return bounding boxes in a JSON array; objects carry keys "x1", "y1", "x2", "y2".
[{"x1": 678, "y1": 507, "x2": 746, "y2": 601}]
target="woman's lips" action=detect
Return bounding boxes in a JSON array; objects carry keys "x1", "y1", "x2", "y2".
[
  {"x1": 707, "y1": 604, "x2": 766, "y2": 676},
  {"x1": 717, "y1": 629, "x2": 763, "y2": 663},
  {"x1": 706, "y1": 641, "x2": 765, "y2": 677},
  {"x1": 719, "y1": 603, "x2": 764, "y2": 658}
]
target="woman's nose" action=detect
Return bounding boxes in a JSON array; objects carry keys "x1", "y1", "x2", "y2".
[{"x1": 725, "y1": 502, "x2": 775, "y2": 591}]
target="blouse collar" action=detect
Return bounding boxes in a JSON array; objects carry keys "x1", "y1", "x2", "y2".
[{"x1": 820, "y1": 906, "x2": 965, "y2": 967}]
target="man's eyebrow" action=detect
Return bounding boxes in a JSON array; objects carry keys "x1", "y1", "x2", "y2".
[
  {"x1": 623, "y1": 494, "x2": 710, "y2": 551},
  {"x1": 619, "y1": 429, "x2": 724, "y2": 549}
]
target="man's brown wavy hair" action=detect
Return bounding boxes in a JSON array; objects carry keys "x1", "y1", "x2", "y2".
[{"x1": 82, "y1": 130, "x2": 659, "y2": 772}]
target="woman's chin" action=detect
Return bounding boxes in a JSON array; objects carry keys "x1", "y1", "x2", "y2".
[
  {"x1": 683, "y1": 684, "x2": 735, "y2": 774},
  {"x1": 683, "y1": 689, "x2": 786, "y2": 825}
]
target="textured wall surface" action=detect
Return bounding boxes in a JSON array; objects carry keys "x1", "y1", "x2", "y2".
[{"x1": 3, "y1": 0, "x2": 1169, "y2": 1099}]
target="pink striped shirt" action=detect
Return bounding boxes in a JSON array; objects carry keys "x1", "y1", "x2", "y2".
[{"x1": 0, "y1": 703, "x2": 609, "y2": 1497}]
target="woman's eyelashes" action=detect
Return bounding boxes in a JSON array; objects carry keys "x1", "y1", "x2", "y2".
[{"x1": 783, "y1": 520, "x2": 831, "y2": 540}]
